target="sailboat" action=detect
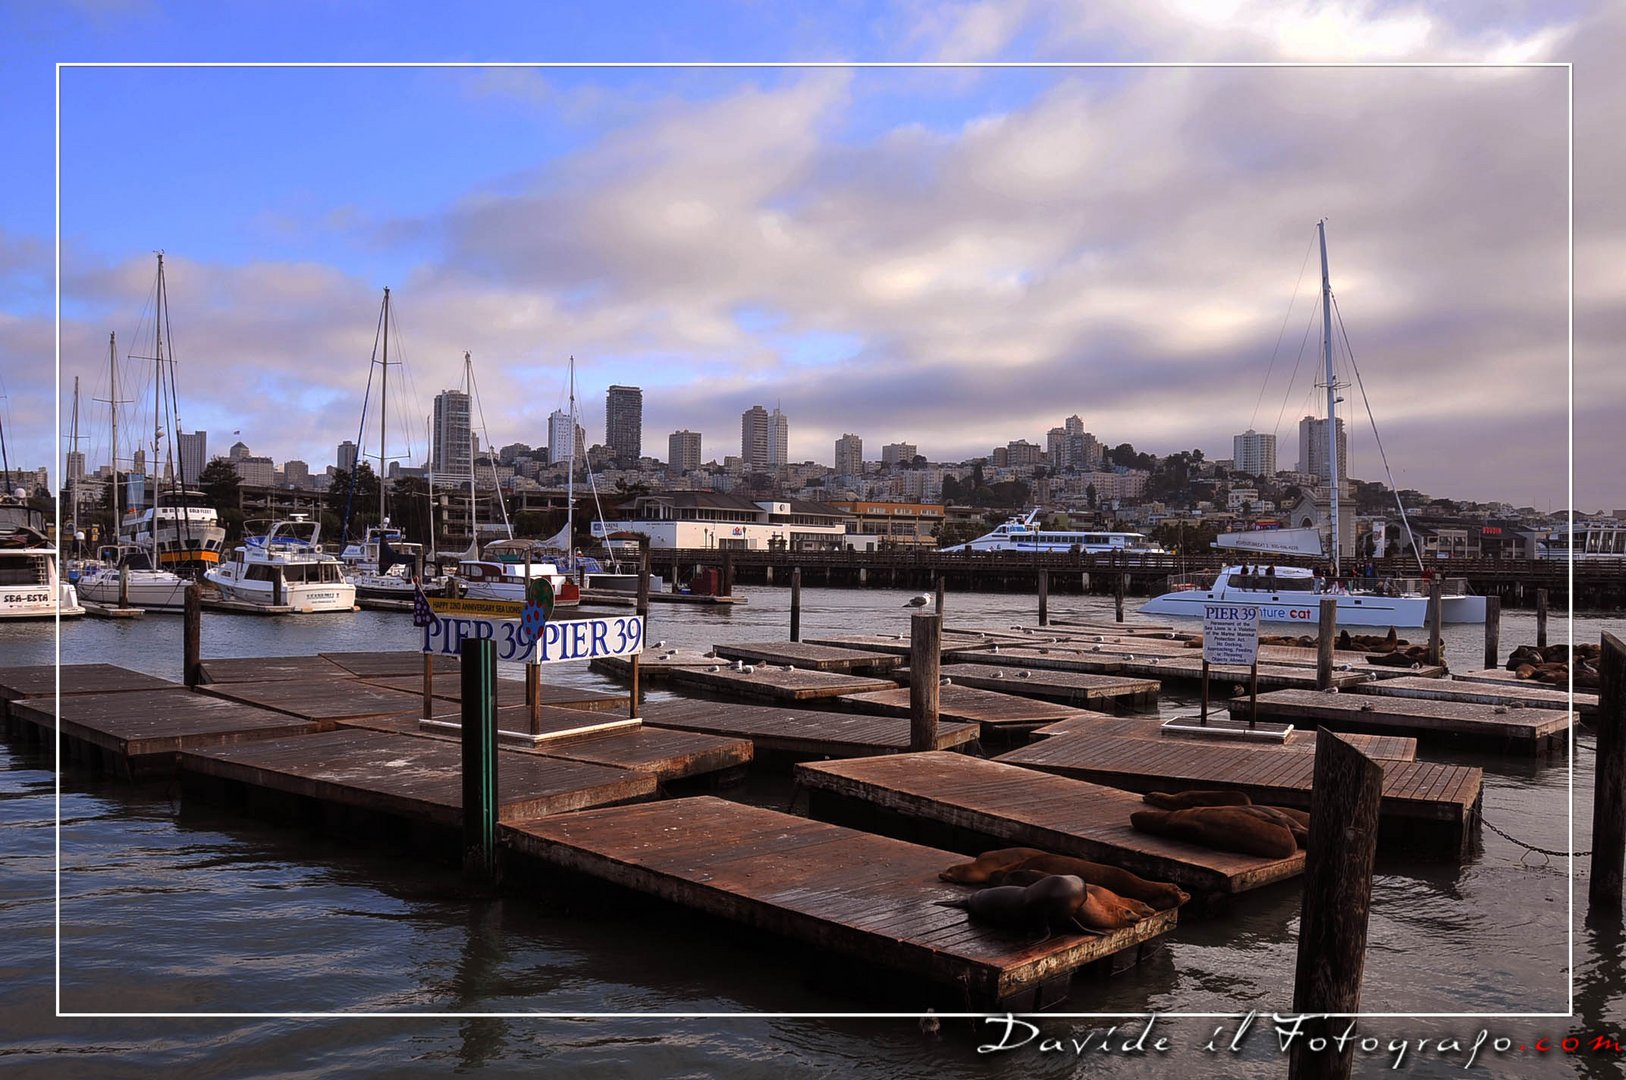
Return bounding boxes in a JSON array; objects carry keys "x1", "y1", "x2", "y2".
[{"x1": 1140, "y1": 222, "x2": 1487, "y2": 628}]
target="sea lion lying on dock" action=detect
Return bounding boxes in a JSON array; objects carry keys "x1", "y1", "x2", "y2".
[
  {"x1": 1130, "y1": 807, "x2": 1300, "y2": 859},
  {"x1": 1143, "y1": 791, "x2": 1309, "y2": 847},
  {"x1": 988, "y1": 869, "x2": 1157, "y2": 929},
  {"x1": 1366, "y1": 644, "x2": 1436, "y2": 667},
  {"x1": 938, "y1": 847, "x2": 1189, "y2": 909},
  {"x1": 935, "y1": 874, "x2": 1093, "y2": 937}
]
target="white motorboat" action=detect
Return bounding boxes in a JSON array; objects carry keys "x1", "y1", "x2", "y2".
[
  {"x1": 206, "y1": 515, "x2": 356, "y2": 613},
  {"x1": 74, "y1": 545, "x2": 189, "y2": 612},
  {"x1": 0, "y1": 496, "x2": 83, "y2": 619},
  {"x1": 456, "y1": 539, "x2": 580, "y2": 608},
  {"x1": 940, "y1": 509, "x2": 1169, "y2": 555},
  {"x1": 117, "y1": 489, "x2": 228, "y2": 572},
  {"x1": 339, "y1": 522, "x2": 445, "y2": 600}
]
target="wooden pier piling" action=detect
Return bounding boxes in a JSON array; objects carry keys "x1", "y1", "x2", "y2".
[
  {"x1": 1289, "y1": 731, "x2": 1384, "y2": 1080},
  {"x1": 460, "y1": 639, "x2": 499, "y2": 881},
  {"x1": 1590, "y1": 632, "x2": 1626, "y2": 919},
  {"x1": 910, "y1": 612, "x2": 941, "y2": 752},
  {"x1": 790, "y1": 566, "x2": 802, "y2": 642},
  {"x1": 934, "y1": 574, "x2": 944, "y2": 617},
  {"x1": 1536, "y1": 588, "x2": 1549, "y2": 648},
  {"x1": 183, "y1": 583, "x2": 202, "y2": 689},
  {"x1": 1316, "y1": 599, "x2": 1336, "y2": 691},
  {"x1": 1114, "y1": 573, "x2": 1125, "y2": 623},
  {"x1": 118, "y1": 564, "x2": 129, "y2": 608},
  {"x1": 1484, "y1": 595, "x2": 1501, "y2": 671},
  {"x1": 629, "y1": 549, "x2": 650, "y2": 719},
  {"x1": 1038, "y1": 568, "x2": 1049, "y2": 626},
  {"x1": 1427, "y1": 580, "x2": 1443, "y2": 668}
]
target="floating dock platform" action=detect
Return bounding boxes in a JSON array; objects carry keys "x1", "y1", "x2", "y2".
[
  {"x1": 1027, "y1": 712, "x2": 1418, "y2": 761},
  {"x1": 0, "y1": 663, "x2": 176, "y2": 718},
  {"x1": 922, "y1": 664, "x2": 1158, "y2": 711},
  {"x1": 711, "y1": 641, "x2": 903, "y2": 675},
  {"x1": 644, "y1": 698, "x2": 978, "y2": 759},
  {"x1": 503, "y1": 795, "x2": 1175, "y2": 1010},
  {"x1": 1226, "y1": 688, "x2": 1573, "y2": 755},
  {"x1": 1439, "y1": 669, "x2": 1599, "y2": 715},
  {"x1": 834, "y1": 684, "x2": 1089, "y2": 742},
  {"x1": 795, "y1": 752, "x2": 1304, "y2": 895},
  {"x1": 666, "y1": 664, "x2": 898, "y2": 703},
  {"x1": 199, "y1": 675, "x2": 427, "y2": 723}
]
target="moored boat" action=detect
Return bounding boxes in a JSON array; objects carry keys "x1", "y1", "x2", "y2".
[
  {"x1": 940, "y1": 509, "x2": 1169, "y2": 555},
  {"x1": 0, "y1": 495, "x2": 84, "y2": 619},
  {"x1": 205, "y1": 515, "x2": 356, "y2": 613}
]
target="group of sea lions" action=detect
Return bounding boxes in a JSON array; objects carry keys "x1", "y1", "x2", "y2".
[
  {"x1": 1507, "y1": 642, "x2": 1602, "y2": 689},
  {"x1": 1129, "y1": 790, "x2": 1309, "y2": 859},
  {"x1": 936, "y1": 847, "x2": 1189, "y2": 937}
]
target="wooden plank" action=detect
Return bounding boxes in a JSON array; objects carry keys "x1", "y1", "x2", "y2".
[
  {"x1": 795, "y1": 752, "x2": 1303, "y2": 894},
  {"x1": 836, "y1": 684, "x2": 1089, "y2": 733},
  {"x1": 198, "y1": 675, "x2": 425, "y2": 721},
  {"x1": 666, "y1": 664, "x2": 897, "y2": 703},
  {"x1": 1229, "y1": 688, "x2": 1573, "y2": 751},
  {"x1": 994, "y1": 734, "x2": 1479, "y2": 829},
  {"x1": 1354, "y1": 675, "x2": 1594, "y2": 715},
  {"x1": 924, "y1": 664, "x2": 1158, "y2": 709},
  {"x1": 1431, "y1": 669, "x2": 1599, "y2": 714},
  {"x1": 711, "y1": 641, "x2": 903, "y2": 674},
  {"x1": 504, "y1": 796, "x2": 1175, "y2": 1006},
  {"x1": 10, "y1": 688, "x2": 320, "y2": 773},
  {"x1": 360, "y1": 674, "x2": 628, "y2": 713},
  {"x1": 801, "y1": 633, "x2": 1003, "y2": 660},
  {"x1": 590, "y1": 649, "x2": 720, "y2": 681},
  {"x1": 0, "y1": 663, "x2": 177, "y2": 703},
  {"x1": 1026, "y1": 713, "x2": 1418, "y2": 760},
  {"x1": 178, "y1": 727, "x2": 656, "y2": 826},
  {"x1": 645, "y1": 698, "x2": 977, "y2": 757},
  {"x1": 531, "y1": 727, "x2": 753, "y2": 782},
  {"x1": 339, "y1": 703, "x2": 645, "y2": 742},
  {"x1": 198, "y1": 656, "x2": 349, "y2": 684},
  {"x1": 321, "y1": 651, "x2": 461, "y2": 678}
]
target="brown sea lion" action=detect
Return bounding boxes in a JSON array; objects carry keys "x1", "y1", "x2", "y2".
[
  {"x1": 935, "y1": 874, "x2": 1091, "y2": 937},
  {"x1": 989, "y1": 869, "x2": 1158, "y2": 929},
  {"x1": 1130, "y1": 807, "x2": 1299, "y2": 859},
  {"x1": 938, "y1": 847, "x2": 1190, "y2": 910},
  {"x1": 1144, "y1": 789, "x2": 1251, "y2": 810}
]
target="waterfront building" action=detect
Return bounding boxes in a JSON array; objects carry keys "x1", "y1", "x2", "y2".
[
  {"x1": 592, "y1": 491, "x2": 851, "y2": 550},
  {"x1": 669, "y1": 430, "x2": 702, "y2": 474},
  {"x1": 1233, "y1": 428, "x2": 1277, "y2": 478},
  {"x1": 432, "y1": 389, "x2": 473, "y2": 479},
  {"x1": 827, "y1": 499, "x2": 944, "y2": 548},
  {"x1": 606, "y1": 385, "x2": 643, "y2": 465},
  {"x1": 1296, "y1": 416, "x2": 1347, "y2": 484},
  {"x1": 835, "y1": 433, "x2": 863, "y2": 477}
]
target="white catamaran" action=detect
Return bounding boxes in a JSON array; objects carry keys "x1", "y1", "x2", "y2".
[
  {"x1": 940, "y1": 509, "x2": 1169, "y2": 555},
  {"x1": 1140, "y1": 222, "x2": 1486, "y2": 628}
]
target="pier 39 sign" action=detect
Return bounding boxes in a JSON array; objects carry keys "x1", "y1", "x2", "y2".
[
  {"x1": 416, "y1": 595, "x2": 644, "y2": 665},
  {"x1": 1202, "y1": 603, "x2": 1260, "y2": 666}
]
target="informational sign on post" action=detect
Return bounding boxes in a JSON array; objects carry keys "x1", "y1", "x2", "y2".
[
  {"x1": 417, "y1": 595, "x2": 644, "y2": 665},
  {"x1": 1202, "y1": 603, "x2": 1260, "y2": 666}
]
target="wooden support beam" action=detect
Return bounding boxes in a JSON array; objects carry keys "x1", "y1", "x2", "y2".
[
  {"x1": 909, "y1": 612, "x2": 942, "y2": 752},
  {"x1": 1427, "y1": 580, "x2": 1443, "y2": 668},
  {"x1": 790, "y1": 566, "x2": 802, "y2": 642},
  {"x1": 1536, "y1": 588, "x2": 1549, "y2": 648},
  {"x1": 1038, "y1": 568, "x2": 1049, "y2": 627},
  {"x1": 1484, "y1": 595, "x2": 1501, "y2": 671},
  {"x1": 183, "y1": 583, "x2": 202, "y2": 688},
  {"x1": 1316, "y1": 599, "x2": 1336, "y2": 691},
  {"x1": 460, "y1": 638, "x2": 499, "y2": 881},
  {"x1": 1590, "y1": 632, "x2": 1626, "y2": 918}
]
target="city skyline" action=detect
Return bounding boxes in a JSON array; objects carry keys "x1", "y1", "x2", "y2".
[{"x1": 1, "y1": 6, "x2": 1618, "y2": 513}]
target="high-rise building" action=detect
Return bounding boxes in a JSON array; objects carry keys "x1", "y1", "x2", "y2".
[
  {"x1": 548, "y1": 409, "x2": 585, "y2": 468},
  {"x1": 432, "y1": 389, "x2": 473, "y2": 479},
  {"x1": 881, "y1": 442, "x2": 917, "y2": 467},
  {"x1": 605, "y1": 385, "x2": 643, "y2": 465},
  {"x1": 1004, "y1": 440, "x2": 1042, "y2": 466},
  {"x1": 1233, "y1": 429, "x2": 1277, "y2": 477},
  {"x1": 228, "y1": 440, "x2": 251, "y2": 462},
  {"x1": 65, "y1": 450, "x2": 85, "y2": 482},
  {"x1": 233, "y1": 455, "x2": 275, "y2": 487},
  {"x1": 668, "y1": 430, "x2": 702, "y2": 474},
  {"x1": 768, "y1": 407, "x2": 788, "y2": 467},
  {"x1": 1296, "y1": 416, "x2": 1347, "y2": 484},
  {"x1": 835, "y1": 434, "x2": 863, "y2": 477},
  {"x1": 283, "y1": 460, "x2": 311, "y2": 488},
  {"x1": 177, "y1": 431, "x2": 207, "y2": 485},
  {"x1": 741, "y1": 405, "x2": 769, "y2": 468},
  {"x1": 336, "y1": 440, "x2": 358, "y2": 472}
]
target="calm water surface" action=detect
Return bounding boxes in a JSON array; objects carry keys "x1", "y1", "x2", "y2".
[{"x1": 4, "y1": 587, "x2": 1625, "y2": 1077}]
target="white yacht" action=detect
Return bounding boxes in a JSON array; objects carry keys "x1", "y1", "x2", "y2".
[
  {"x1": 74, "y1": 545, "x2": 189, "y2": 612},
  {"x1": 1139, "y1": 564, "x2": 1486, "y2": 628},
  {"x1": 338, "y1": 521, "x2": 445, "y2": 600},
  {"x1": 940, "y1": 509, "x2": 1169, "y2": 555},
  {"x1": 0, "y1": 496, "x2": 83, "y2": 619},
  {"x1": 206, "y1": 516, "x2": 356, "y2": 613},
  {"x1": 455, "y1": 539, "x2": 581, "y2": 608},
  {"x1": 117, "y1": 489, "x2": 228, "y2": 571}
]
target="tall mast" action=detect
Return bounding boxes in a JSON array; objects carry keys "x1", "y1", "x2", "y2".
[
  {"x1": 465, "y1": 351, "x2": 476, "y2": 555},
  {"x1": 152, "y1": 252, "x2": 164, "y2": 550},
  {"x1": 567, "y1": 355, "x2": 576, "y2": 569},
  {"x1": 379, "y1": 286, "x2": 390, "y2": 526},
  {"x1": 1318, "y1": 219, "x2": 1340, "y2": 581},
  {"x1": 108, "y1": 333, "x2": 119, "y2": 525},
  {"x1": 68, "y1": 376, "x2": 80, "y2": 547}
]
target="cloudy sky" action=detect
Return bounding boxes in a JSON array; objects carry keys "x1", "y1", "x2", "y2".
[{"x1": 3, "y1": 2, "x2": 1619, "y2": 511}]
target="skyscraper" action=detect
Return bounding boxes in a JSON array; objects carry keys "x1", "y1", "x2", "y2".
[
  {"x1": 741, "y1": 405, "x2": 769, "y2": 468},
  {"x1": 549, "y1": 409, "x2": 585, "y2": 468},
  {"x1": 605, "y1": 385, "x2": 643, "y2": 465},
  {"x1": 336, "y1": 440, "x2": 358, "y2": 472},
  {"x1": 432, "y1": 389, "x2": 473, "y2": 479},
  {"x1": 768, "y1": 406, "x2": 788, "y2": 467},
  {"x1": 668, "y1": 430, "x2": 702, "y2": 474},
  {"x1": 1297, "y1": 416, "x2": 1347, "y2": 484},
  {"x1": 1233, "y1": 429, "x2": 1277, "y2": 477},
  {"x1": 177, "y1": 430, "x2": 207, "y2": 485},
  {"x1": 834, "y1": 433, "x2": 863, "y2": 477}
]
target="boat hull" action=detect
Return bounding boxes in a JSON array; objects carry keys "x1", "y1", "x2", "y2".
[
  {"x1": 1139, "y1": 587, "x2": 1483, "y2": 628},
  {"x1": 204, "y1": 571, "x2": 357, "y2": 613},
  {"x1": 76, "y1": 571, "x2": 189, "y2": 612},
  {"x1": 0, "y1": 585, "x2": 83, "y2": 619}
]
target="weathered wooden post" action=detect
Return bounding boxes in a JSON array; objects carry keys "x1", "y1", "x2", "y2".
[
  {"x1": 118, "y1": 563, "x2": 129, "y2": 608},
  {"x1": 1589, "y1": 632, "x2": 1626, "y2": 918},
  {"x1": 525, "y1": 662, "x2": 542, "y2": 733},
  {"x1": 630, "y1": 548, "x2": 651, "y2": 719},
  {"x1": 1114, "y1": 573, "x2": 1125, "y2": 623},
  {"x1": 460, "y1": 638, "x2": 499, "y2": 881},
  {"x1": 272, "y1": 566, "x2": 285, "y2": 608},
  {"x1": 909, "y1": 612, "x2": 941, "y2": 752},
  {"x1": 789, "y1": 566, "x2": 802, "y2": 642},
  {"x1": 934, "y1": 574, "x2": 945, "y2": 618},
  {"x1": 422, "y1": 654, "x2": 434, "y2": 722},
  {"x1": 721, "y1": 550, "x2": 734, "y2": 598},
  {"x1": 1289, "y1": 730, "x2": 1384, "y2": 1080},
  {"x1": 1038, "y1": 567, "x2": 1049, "y2": 627},
  {"x1": 183, "y1": 582, "x2": 202, "y2": 688},
  {"x1": 1316, "y1": 599, "x2": 1337, "y2": 691},
  {"x1": 1536, "y1": 588, "x2": 1549, "y2": 649},
  {"x1": 1483, "y1": 595, "x2": 1501, "y2": 671},
  {"x1": 1426, "y1": 580, "x2": 1443, "y2": 667}
]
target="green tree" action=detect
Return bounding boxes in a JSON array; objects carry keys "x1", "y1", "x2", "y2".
[
  {"x1": 326, "y1": 462, "x2": 380, "y2": 538},
  {"x1": 197, "y1": 458, "x2": 241, "y2": 516},
  {"x1": 1086, "y1": 483, "x2": 1098, "y2": 510}
]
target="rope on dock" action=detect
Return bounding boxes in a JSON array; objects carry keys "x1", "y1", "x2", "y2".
[{"x1": 1481, "y1": 814, "x2": 1590, "y2": 862}]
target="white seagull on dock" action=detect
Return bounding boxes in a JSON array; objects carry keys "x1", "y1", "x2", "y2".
[{"x1": 903, "y1": 594, "x2": 933, "y2": 608}]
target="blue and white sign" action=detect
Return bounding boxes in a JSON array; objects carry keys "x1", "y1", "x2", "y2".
[
  {"x1": 420, "y1": 611, "x2": 644, "y2": 665},
  {"x1": 1202, "y1": 603, "x2": 1260, "y2": 666}
]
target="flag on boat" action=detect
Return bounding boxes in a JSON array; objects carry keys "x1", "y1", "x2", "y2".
[{"x1": 411, "y1": 580, "x2": 434, "y2": 628}]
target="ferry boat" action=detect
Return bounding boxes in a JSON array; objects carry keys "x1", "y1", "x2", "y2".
[
  {"x1": 1139, "y1": 564, "x2": 1487, "y2": 628},
  {"x1": 939, "y1": 509, "x2": 1169, "y2": 555},
  {"x1": 74, "y1": 545, "x2": 189, "y2": 612},
  {"x1": 205, "y1": 516, "x2": 357, "y2": 613},
  {"x1": 117, "y1": 489, "x2": 228, "y2": 571},
  {"x1": 0, "y1": 496, "x2": 84, "y2": 619}
]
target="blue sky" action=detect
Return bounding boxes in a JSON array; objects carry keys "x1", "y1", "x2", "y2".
[{"x1": 2, "y1": 2, "x2": 1617, "y2": 511}]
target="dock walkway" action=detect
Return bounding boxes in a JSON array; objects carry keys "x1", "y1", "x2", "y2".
[
  {"x1": 711, "y1": 641, "x2": 902, "y2": 674},
  {"x1": 1228, "y1": 688, "x2": 1572, "y2": 754},
  {"x1": 644, "y1": 699, "x2": 977, "y2": 758},
  {"x1": 835, "y1": 684, "x2": 1088, "y2": 739},
  {"x1": 925, "y1": 664, "x2": 1157, "y2": 711},
  {"x1": 503, "y1": 795, "x2": 1174, "y2": 1009},
  {"x1": 1027, "y1": 713, "x2": 1418, "y2": 760},
  {"x1": 667, "y1": 664, "x2": 897, "y2": 703},
  {"x1": 794, "y1": 752, "x2": 1303, "y2": 894}
]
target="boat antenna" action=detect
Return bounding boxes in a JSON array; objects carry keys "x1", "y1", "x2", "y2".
[{"x1": 1316, "y1": 220, "x2": 1341, "y2": 580}]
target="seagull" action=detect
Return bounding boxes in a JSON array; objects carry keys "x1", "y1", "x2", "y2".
[
  {"x1": 904, "y1": 594, "x2": 933, "y2": 608},
  {"x1": 990, "y1": 670, "x2": 1004, "y2": 679},
  {"x1": 706, "y1": 665, "x2": 721, "y2": 673},
  {"x1": 940, "y1": 677, "x2": 952, "y2": 686},
  {"x1": 1016, "y1": 670, "x2": 1031, "y2": 679},
  {"x1": 742, "y1": 664, "x2": 756, "y2": 675},
  {"x1": 651, "y1": 640, "x2": 666, "y2": 649}
]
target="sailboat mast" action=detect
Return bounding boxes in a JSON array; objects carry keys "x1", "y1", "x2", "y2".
[
  {"x1": 1318, "y1": 220, "x2": 1340, "y2": 581},
  {"x1": 69, "y1": 376, "x2": 80, "y2": 546},
  {"x1": 464, "y1": 352, "x2": 476, "y2": 555},
  {"x1": 152, "y1": 252, "x2": 164, "y2": 551},
  {"x1": 567, "y1": 355, "x2": 575, "y2": 571},
  {"x1": 380, "y1": 287, "x2": 390, "y2": 526},
  {"x1": 108, "y1": 332, "x2": 119, "y2": 526}
]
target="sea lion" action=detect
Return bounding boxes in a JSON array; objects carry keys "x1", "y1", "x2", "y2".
[
  {"x1": 938, "y1": 847, "x2": 1190, "y2": 910},
  {"x1": 935, "y1": 874, "x2": 1091, "y2": 937},
  {"x1": 990, "y1": 870, "x2": 1158, "y2": 929},
  {"x1": 1130, "y1": 807, "x2": 1299, "y2": 859},
  {"x1": 1144, "y1": 790, "x2": 1252, "y2": 810}
]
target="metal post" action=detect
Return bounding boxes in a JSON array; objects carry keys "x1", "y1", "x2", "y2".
[
  {"x1": 1426, "y1": 580, "x2": 1443, "y2": 668},
  {"x1": 631, "y1": 548, "x2": 651, "y2": 720},
  {"x1": 789, "y1": 566, "x2": 802, "y2": 642},
  {"x1": 1484, "y1": 595, "x2": 1501, "y2": 671},
  {"x1": 183, "y1": 583, "x2": 202, "y2": 688},
  {"x1": 1316, "y1": 599, "x2": 1337, "y2": 691},
  {"x1": 422, "y1": 653, "x2": 434, "y2": 722},
  {"x1": 1038, "y1": 568, "x2": 1049, "y2": 627},
  {"x1": 909, "y1": 612, "x2": 941, "y2": 752},
  {"x1": 1288, "y1": 731, "x2": 1384, "y2": 1080},
  {"x1": 1536, "y1": 588, "x2": 1549, "y2": 649},
  {"x1": 1590, "y1": 632, "x2": 1626, "y2": 918},
  {"x1": 459, "y1": 638, "x2": 499, "y2": 881}
]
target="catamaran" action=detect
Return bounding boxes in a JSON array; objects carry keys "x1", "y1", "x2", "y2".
[
  {"x1": 1140, "y1": 221, "x2": 1487, "y2": 628},
  {"x1": 940, "y1": 509, "x2": 1169, "y2": 555}
]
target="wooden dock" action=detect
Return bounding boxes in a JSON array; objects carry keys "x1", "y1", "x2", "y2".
[
  {"x1": 320, "y1": 651, "x2": 460, "y2": 678},
  {"x1": 922, "y1": 664, "x2": 1158, "y2": 711},
  {"x1": 179, "y1": 727, "x2": 657, "y2": 830},
  {"x1": 1226, "y1": 688, "x2": 1573, "y2": 755},
  {"x1": 81, "y1": 599, "x2": 143, "y2": 619},
  {"x1": 802, "y1": 632, "x2": 1003, "y2": 661},
  {"x1": 711, "y1": 641, "x2": 903, "y2": 674},
  {"x1": 199, "y1": 675, "x2": 426, "y2": 722},
  {"x1": 644, "y1": 698, "x2": 978, "y2": 758},
  {"x1": 8, "y1": 688, "x2": 322, "y2": 778},
  {"x1": 834, "y1": 684, "x2": 1089, "y2": 740},
  {"x1": 359, "y1": 674, "x2": 628, "y2": 713},
  {"x1": 1353, "y1": 675, "x2": 1596, "y2": 716},
  {"x1": 503, "y1": 795, "x2": 1174, "y2": 1009},
  {"x1": 0, "y1": 663, "x2": 177, "y2": 714},
  {"x1": 666, "y1": 664, "x2": 898, "y2": 703},
  {"x1": 996, "y1": 735, "x2": 1481, "y2": 856},
  {"x1": 590, "y1": 649, "x2": 719, "y2": 681},
  {"x1": 1447, "y1": 669, "x2": 1600, "y2": 714},
  {"x1": 197, "y1": 656, "x2": 349, "y2": 684},
  {"x1": 1027, "y1": 713, "x2": 1418, "y2": 760},
  {"x1": 795, "y1": 752, "x2": 1304, "y2": 895}
]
